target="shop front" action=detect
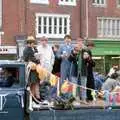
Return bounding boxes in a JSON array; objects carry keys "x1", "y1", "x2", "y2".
[
  {"x1": 0, "y1": 46, "x2": 17, "y2": 60},
  {"x1": 91, "y1": 40, "x2": 120, "y2": 74}
]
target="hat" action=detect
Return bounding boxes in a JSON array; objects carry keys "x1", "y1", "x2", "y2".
[{"x1": 27, "y1": 36, "x2": 35, "y2": 42}]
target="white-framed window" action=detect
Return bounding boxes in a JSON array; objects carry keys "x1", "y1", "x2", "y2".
[
  {"x1": 97, "y1": 17, "x2": 120, "y2": 38},
  {"x1": 30, "y1": 0, "x2": 49, "y2": 4},
  {"x1": 30, "y1": 0, "x2": 76, "y2": 6},
  {"x1": 117, "y1": 0, "x2": 120, "y2": 7},
  {"x1": 0, "y1": 0, "x2": 2, "y2": 30},
  {"x1": 59, "y1": 0, "x2": 76, "y2": 6},
  {"x1": 36, "y1": 13, "x2": 70, "y2": 38},
  {"x1": 92, "y1": 0, "x2": 106, "y2": 7}
]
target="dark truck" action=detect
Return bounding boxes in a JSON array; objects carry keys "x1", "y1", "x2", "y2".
[
  {"x1": 0, "y1": 60, "x2": 120, "y2": 120},
  {"x1": 0, "y1": 60, "x2": 25, "y2": 120}
]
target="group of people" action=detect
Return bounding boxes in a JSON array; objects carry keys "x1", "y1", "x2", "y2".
[
  {"x1": 23, "y1": 34, "x2": 96, "y2": 103},
  {"x1": 99, "y1": 65, "x2": 120, "y2": 98}
]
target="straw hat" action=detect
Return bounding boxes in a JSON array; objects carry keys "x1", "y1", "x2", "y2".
[{"x1": 26, "y1": 36, "x2": 35, "y2": 42}]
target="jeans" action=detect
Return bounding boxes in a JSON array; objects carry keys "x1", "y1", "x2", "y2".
[{"x1": 80, "y1": 76, "x2": 87, "y2": 100}]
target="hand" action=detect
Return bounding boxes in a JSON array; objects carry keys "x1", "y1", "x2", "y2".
[{"x1": 61, "y1": 54, "x2": 68, "y2": 58}]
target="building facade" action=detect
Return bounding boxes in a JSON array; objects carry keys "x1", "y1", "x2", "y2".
[
  {"x1": 80, "y1": 0, "x2": 120, "y2": 73},
  {"x1": 0, "y1": 0, "x2": 26, "y2": 59},
  {"x1": 27, "y1": 0, "x2": 80, "y2": 40},
  {"x1": 0, "y1": 0, "x2": 120, "y2": 73}
]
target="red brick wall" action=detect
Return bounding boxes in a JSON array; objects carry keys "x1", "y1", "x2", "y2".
[
  {"x1": 86, "y1": 0, "x2": 120, "y2": 38},
  {"x1": 2, "y1": 0, "x2": 26, "y2": 45},
  {"x1": 3, "y1": 0, "x2": 120, "y2": 46}
]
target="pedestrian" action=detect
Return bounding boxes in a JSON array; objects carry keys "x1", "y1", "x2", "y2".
[
  {"x1": 75, "y1": 38, "x2": 88, "y2": 103},
  {"x1": 52, "y1": 44, "x2": 61, "y2": 77},
  {"x1": 84, "y1": 41, "x2": 96, "y2": 102},
  {"x1": 23, "y1": 36, "x2": 39, "y2": 64},
  {"x1": 23, "y1": 36, "x2": 40, "y2": 100},
  {"x1": 37, "y1": 36, "x2": 55, "y2": 72},
  {"x1": 57, "y1": 35, "x2": 73, "y2": 85}
]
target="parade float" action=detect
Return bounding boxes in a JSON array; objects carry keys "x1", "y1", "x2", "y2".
[{"x1": 0, "y1": 60, "x2": 120, "y2": 120}]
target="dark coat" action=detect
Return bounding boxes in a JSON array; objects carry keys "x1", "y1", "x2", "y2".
[
  {"x1": 86, "y1": 58, "x2": 95, "y2": 100},
  {"x1": 23, "y1": 46, "x2": 39, "y2": 64},
  {"x1": 81, "y1": 49, "x2": 92, "y2": 76},
  {"x1": 68, "y1": 50, "x2": 78, "y2": 77},
  {"x1": 52, "y1": 52, "x2": 61, "y2": 74}
]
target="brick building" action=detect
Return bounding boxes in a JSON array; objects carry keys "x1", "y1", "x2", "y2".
[
  {"x1": 27, "y1": 0, "x2": 80, "y2": 40},
  {"x1": 0, "y1": 0, "x2": 26, "y2": 59},
  {"x1": 0, "y1": 0, "x2": 120, "y2": 72},
  {"x1": 80, "y1": 0, "x2": 120, "y2": 73}
]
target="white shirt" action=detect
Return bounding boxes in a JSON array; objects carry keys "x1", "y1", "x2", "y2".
[
  {"x1": 37, "y1": 45, "x2": 54, "y2": 72},
  {"x1": 108, "y1": 68, "x2": 116, "y2": 77}
]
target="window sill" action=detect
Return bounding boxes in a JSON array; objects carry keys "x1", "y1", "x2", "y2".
[
  {"x1": 36, "y1": 34, "x2": 66, "y2": 38},
  {"x1": 59, "y1": 2, "x2": 76, "y2": 6},
  {"x1": 92, "y1": 4, "x2": 106, "y2": 8},
  {"x1": 117, "y1": 5, "x2": 120, "y2": 8},
  {"x1": 0, "y1": 31, "x2": 4, "y2": 35}
]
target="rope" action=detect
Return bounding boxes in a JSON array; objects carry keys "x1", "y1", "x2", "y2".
[{"x1": 66, "y1": 80, "x2": 120, "y2": 95}]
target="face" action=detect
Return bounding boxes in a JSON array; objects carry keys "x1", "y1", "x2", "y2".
[
  {"x1": 83, "y1": 52, "x2": 90, "y2": 59},
  {"x1": 53, "y1": 46, "x2": 59, "y2": 52},
  {"x1": 64, "y1": 37, "x2": 71, "y2": 44},
  {"x1": 73, "y1": 44, "x2": 81, "y2": 54},
  {"x1": 40, "y1": 37, "x2": 48, "y2": 47},
  {"x1": 76, "y1": 38, "x2": 83, "y2": 48},
  {"x1": 30, "y1": 42, "x2": 35, "y2": 47}
]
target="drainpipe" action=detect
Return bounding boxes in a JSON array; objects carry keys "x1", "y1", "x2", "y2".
[
  {"x1": 0, "y1": 32, "x2": 4, "y2": 45},
  {"x1": 84, "y1": 0, "x2": 89, "y2": 45}
]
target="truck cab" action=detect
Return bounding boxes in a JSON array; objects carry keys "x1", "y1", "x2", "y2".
[{"x1": 0, "y1": 60, "x2": 25, "y2": 120}]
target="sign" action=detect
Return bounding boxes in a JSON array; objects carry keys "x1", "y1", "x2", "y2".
[{"x1": 0, "y1": 46, "x2": 17, "y2": 54}]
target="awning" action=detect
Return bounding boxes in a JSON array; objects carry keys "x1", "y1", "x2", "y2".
[
  {"x1": 92, "y1": 47, "x2": 120, "y2": 55},
  {"x1": 91, "y1": 40, "x2": 120, "y2": 56}
]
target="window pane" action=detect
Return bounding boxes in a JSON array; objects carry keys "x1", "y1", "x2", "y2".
[
  {"x1": 54, "y1": 18, "x2": 57, "y2": 25},
  {"x1": 59, "y1": 18, "x2": 62, "y2": 25},
  {"x1": 49, "y1": 17, "x2": 52, "y2": 34},
  {"x1": 44, "y1": 17, "x2": 47, "y2": 25},
  {"x1": 64, "y1": 27, "x2": 67, "y2": 34},
  {"x1": 97, "y1": 0, "x2": 100, "y2": 4},
  {"x1": 116, "y1": 20, "x2": 119, "y2": 35},
  {"x1": 38, "y1": 26, "x2": 41, "y2": 33},
  {"x1": 44, "y1": 27, "x2": 46, "y2": 33},
  {"x1": 112, "y1": 20, "x2": 115, "y2": 35},
  {"x1": 39, "y1": 17, "x2": 41, "y2": 25},
  {"x1": 54, "y1": 18, "x2": 57, "y2": 34},
  {"x1": 64, "y1": 18, "x2": 67, "y2": 25},
  {"x1": 98, "y1": 18, "x2": 120, "y2": 37},
  {"x1": 92, "y1": 0, "x2": 96, "y2": 3},
  {"x1": 49, "y1": 17, "x2": 52, "y2": 25},
  {"x1": 101, "y1": 0, "x2": 104, "y2": 4},
  {"x1": 118, "y1": 0, "x2": 120, "y2": 5}
]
